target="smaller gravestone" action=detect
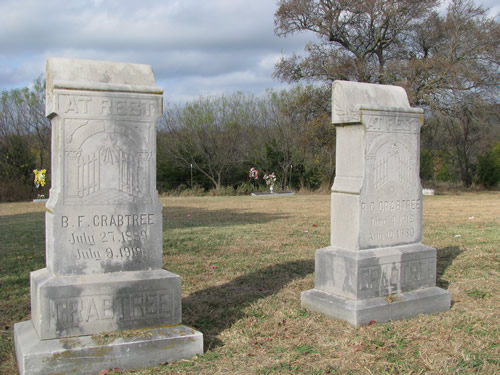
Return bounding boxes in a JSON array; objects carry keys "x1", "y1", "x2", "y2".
[
  {"x1": 423, "y1": 189, "x2": 435, "y2": 196},
  {"x1": 14, "y1": 58, "x2": 203, "y2": 375},
  {"x1": 301, "y1": 81, "x2": 450, "y2": 327}
]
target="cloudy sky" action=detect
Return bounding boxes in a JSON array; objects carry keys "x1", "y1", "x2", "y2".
[{"x1": 1, "y1": 0, "x2": 498, "y2": 103}]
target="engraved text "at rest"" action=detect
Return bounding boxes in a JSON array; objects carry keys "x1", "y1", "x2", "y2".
[{"x1": 59, "y1": 95, "x2": 157, "y2": 117}]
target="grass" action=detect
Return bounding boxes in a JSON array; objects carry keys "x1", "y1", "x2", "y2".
[{"x1": 0, "y1": 192, "x2": 499, "y2": 374}]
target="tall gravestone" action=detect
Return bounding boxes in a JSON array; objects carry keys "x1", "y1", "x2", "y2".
[
  {"x1": 301, "y1": 81, "x2": 450, "y2": 327},
  {"x1": 14, "y1": 58, "x2": 203, "y2": 375}
]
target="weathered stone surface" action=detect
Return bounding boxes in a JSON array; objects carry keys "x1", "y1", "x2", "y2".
[
  {"x1": 30, "y1": 268, "x2": 181, "y2": 340},
  {"x1": 331, "y1": 80, "x2": 410, "y2": 124},
  {"x1": 314, "y1": 244, "x2": 436, "y2": 300},
  {"x1": 14, "y1": 321, "x2": 203, "y2": 375},
  {"x1": 45, "y1": 58, "x2": 164, "y2": 276},
  {"x1": 331, "y1": 84, "x2": 424, "y2": 251},
  {"x1": 302, "y1": 80, "x2": 450, "y2": 326},
  {"x1": 301, "y1": 287, "x2": 451, "y2": 328},
  {"x1": 15, "y1": 58, "x2": 203, "y2": 374}
]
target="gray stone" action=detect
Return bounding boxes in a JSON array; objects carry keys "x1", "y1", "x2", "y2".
[
  {"x1": 251, "y1": 191, "x2": 295, "y2": 196},
  {"x1": 30, "y1": 268, "x2": 181, "y2": 340},
  {"x1": 301, "y1": 287, "x2": 450, "y2": 328},
  {"x1": 32, "y1": 198, "x2": 49, "y2": 203},
  {"x1": 313, "y1": 244, "x2": 437, "y2": 300},
  {"x1": 302, "y1": 80, "x2": 450, "y2": 326},
  {"x1": 14, "y1": 58, "x2": 203, "y2": 374},
  {"x1": 45, "y1": 57, "x2": 164, "y2": 276},
  {"x1": 14, "y1": 321, "x2": 203, "y2": 375}
]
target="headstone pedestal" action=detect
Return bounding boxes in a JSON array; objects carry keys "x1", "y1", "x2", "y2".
[
  {"x1": 14, "y1": 58, "x2": 203, "y2": 375},
  {"x1": 301, "y1": 81, "x2": 450, "y2": 327}
]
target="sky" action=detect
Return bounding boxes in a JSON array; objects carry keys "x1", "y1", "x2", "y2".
[{"x1": 0, "y1": 0, "x2": 498, "y2": 103}]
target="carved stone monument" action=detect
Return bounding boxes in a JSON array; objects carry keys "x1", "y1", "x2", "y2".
[
  {"x1": 14, "y1": 58, "x2": 203, "y2": 374},
  {"x1": 301, "y1": 80, "x2": 450, "y2": 327}
]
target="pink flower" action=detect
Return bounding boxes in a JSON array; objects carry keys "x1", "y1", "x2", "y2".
[
  {"x1": 249, "y1": 167, "x2": 259, "y2": 179},
  {"x1": 209, "y1": 265, "x2": 216, "y2": 269}
]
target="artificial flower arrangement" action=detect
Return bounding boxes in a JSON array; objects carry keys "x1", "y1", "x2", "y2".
[
  {"x1": 249, "y1": 167, "x2": 259, "y2": 180},
  {"x1": 263, "y1": 172, "x2": 276, "y2": 193},
  {"x1": 33, "y1": 169, "x2": 46, "y2": 188}
]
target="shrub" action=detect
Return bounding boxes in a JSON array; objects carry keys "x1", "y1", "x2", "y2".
[
  {"x1": 420, "y1": 149, "x2": 434, "y2": 181},
  {"x1": 0, "y1": 179, "x2": 34, "y2": 202},
  {"x1": 476, "y1": 143, "x2": 500, "y2": 188}
]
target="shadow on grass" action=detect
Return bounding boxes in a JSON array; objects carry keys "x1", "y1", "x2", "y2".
[
  {"x1": 436, "y1": 246, "x2": 462, "y2": 289},
  {"x1": 182, "y1": 247, "x2": 463, "y2": 351},
  {"x1": 163, "y1": 206, "x2": 289, "y2": 229},
  {"x1": 181, "y1": 259, "x2": 314, "y2": 351}
]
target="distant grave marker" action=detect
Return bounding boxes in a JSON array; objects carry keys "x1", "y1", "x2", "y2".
[
  {"x1": 14, "y1": 57, "x2": 203, "y2": 375},
  {"x1": 301, "y1": 80, "x2": 450, "y2": 327}
]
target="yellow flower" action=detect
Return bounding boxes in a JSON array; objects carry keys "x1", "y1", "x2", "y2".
[{"x1": 33, "y1": 169, "x2": 47, "y2": 188}]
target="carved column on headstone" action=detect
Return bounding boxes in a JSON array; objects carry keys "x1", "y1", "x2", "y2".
[{"x1": 301, "y1": 80, "x2": 450, "y2": 327}]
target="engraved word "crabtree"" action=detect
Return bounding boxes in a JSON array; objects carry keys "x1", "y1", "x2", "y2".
[
  {"x1": 49, "y1": 290, "x2": 173, "y2": 328},
  {"x1": 361, "y1": 199, "x2": 420, "y2": 214}
]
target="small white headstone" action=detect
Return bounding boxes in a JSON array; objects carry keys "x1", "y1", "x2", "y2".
[{"x1": 423, "y1": 188, "x2": 435, "y2": 196}]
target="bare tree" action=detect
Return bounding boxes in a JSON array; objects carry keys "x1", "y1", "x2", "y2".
[
  {"x1": 0, "y1": 76, "x2": 50, "y2": 169},
  {"x1": 159, "y1": 93, "x2": 258, "y2": 190},
  {"x1": 253, "y1": 85, "x2": 334, "y2": 190},
  {"x1": 274, "y1": 0, "x2": 500, "y2": 186},
  {"x1": 396, "y1": 0, "x2": 500, "y2": 107},
  {"x1": 434, "y1": 96, "x2": 499, "y2": 186},
  {"x1": 274, "y1": 0, "x2": 438, "y2": 83}
]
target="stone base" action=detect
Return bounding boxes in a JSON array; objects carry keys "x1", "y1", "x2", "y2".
[
  {"x1": 301, "y1": 286, "x2": 450, "y2": 327},
  {"x1": 314, "y1": 244, "x2": 438, "y2": 300},
  {"x1": 251, "y1": 191, "x2": 295, "y2": 196},
  {"x1": 31, "y1": 268, "x2": 182, "y2": 339},
  {"x1": 14, "y1": 320, "x2": 203, "y2": 375}
]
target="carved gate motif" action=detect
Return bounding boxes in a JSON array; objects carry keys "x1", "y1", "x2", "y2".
[
  {"x1": 370, "y1": 141, "x2": 414, "y2": 191},
  {"x1": 64, "y1": 119, "x2": 150, "y2": 205}
]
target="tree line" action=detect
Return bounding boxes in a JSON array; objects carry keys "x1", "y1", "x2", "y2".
[
  {"x1": 0, "y1": 77, "x2": 51, "y2": 201},
  {"x1": 1, "y1": 0, "x2": 499, "y2": 201},
  {"x1": 158, "y1": 86, "x2": 334, "y2": 193},
  {"x1": 273, "y1": 0, "x2": 500, "y2": 188}
]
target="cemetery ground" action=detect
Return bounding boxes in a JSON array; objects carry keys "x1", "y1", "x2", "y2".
[{"x1": 0, "y1": 193, "x2": 498, "y2": 374}]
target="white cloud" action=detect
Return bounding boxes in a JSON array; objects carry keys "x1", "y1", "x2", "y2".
[
  {"x1": 258, "y1": 54, "x2": 283, "y2": 72},
  {"x1": 0, "y1": 0, "x2": 311, "y2": 100}
]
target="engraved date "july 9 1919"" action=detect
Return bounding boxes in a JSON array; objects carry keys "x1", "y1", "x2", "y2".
[{"x1": 75, "y1": 247, "x2": 146, "y2": 260}]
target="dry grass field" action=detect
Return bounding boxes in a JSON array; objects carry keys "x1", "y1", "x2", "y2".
[{"x1": 0, "y1": 192, "x2": 498, "y2": 374}]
